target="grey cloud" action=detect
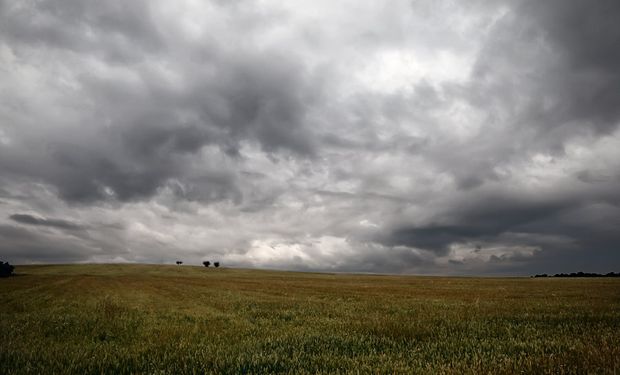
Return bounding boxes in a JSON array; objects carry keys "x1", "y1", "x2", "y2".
[
  {"x1": 2, "y1": 212, "x2": 131, "y2": 264},
  {"x1": 368, "y1": 0, "x2": 620, "y2": 195},
  {"x1": 39, "y1": 140, "x2": 181, "y2": 203},
  {"x1": 0, "y1": 224, "x2": 98, "y2": 263},
  {"x1": 0, "y1": 0, "x2": 320, "y2": 205},
  {"x1": 9, "y1": 213, "x2": 84, "y2": 230},
  {"x1": 0, "y1": 63, "x2": 312, "y2": 205},
  {"x1": 377, "y1": 185, "x2": 620, "y2": 274},
  {"x1": 1, "y1": 0, "x2": 619, "y2": 274},
  {"x1": 169, "y1": 173, "x2": 242, "y2": 204},
  {"x1": 0, "y1": 0, "x2": 163, "y2": 62},
  {"x1": 525, "y1": 0, "x2": 620, "y2": 131},
  {"x1": 123, "y1": 124, "x2": 216, "y2": 159},
  {"x1": 332, "y1": 246, "x2": 436, "y2": 274},
  {"x1": 471, "y1": 0, "x2": 620, "y2": 139},
  {"x1": 200, "y1": 53, "x2": 320, "y2": 157}
]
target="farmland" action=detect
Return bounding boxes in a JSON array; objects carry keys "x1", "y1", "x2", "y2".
[{"x1": 1, "y1": 264, "x2": 619, "y2": 374}]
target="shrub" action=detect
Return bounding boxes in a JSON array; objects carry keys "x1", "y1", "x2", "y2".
[
  {"x1": 0, "y1": 261, "x2": 14, "y2": 278},
  {"x1": 203, "y1": 261, "x2": 210, "y2": 267},
  {"x1": 214, "y1": 262, "x2": 220, "y2": 268}
]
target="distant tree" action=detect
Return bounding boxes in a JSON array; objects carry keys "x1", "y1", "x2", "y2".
[
  {"x1": 176, "y1": 261, "x2": 183, "y2": 265},
  {"x1": 214, "y1": 262, "x2": 220, "y2": 268},
  {"x1": 548, "y1": 271, "x2": 620, "y2": 278},
  {"x1": 0, "y1": 261, "x2": 14, "y2": 278},
  {"x1": 203, "y1": 261, "x2": 210, "y2": 268}
]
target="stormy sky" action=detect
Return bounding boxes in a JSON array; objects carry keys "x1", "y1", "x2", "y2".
[{"x1": 1, "y1": 0, "x2": 619, "y2": 275}]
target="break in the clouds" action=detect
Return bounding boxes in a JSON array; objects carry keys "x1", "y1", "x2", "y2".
[{"x1": 1, "y1": 0, "x2": 619, "y2": 275}]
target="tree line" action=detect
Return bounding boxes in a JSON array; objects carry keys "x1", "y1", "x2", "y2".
[
  {"x1": 533, "y1": 272, "x2": 619, "y2": 278},
  {"x1": 174, "y1": 261, "x2": 220, "y2": 268}
]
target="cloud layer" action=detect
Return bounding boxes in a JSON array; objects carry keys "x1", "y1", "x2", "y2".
[{"x1": 1, "y1": 0, "x2": 619, "y2": 274}]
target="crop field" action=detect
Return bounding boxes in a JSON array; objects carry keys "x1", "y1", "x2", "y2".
[{"x1": 1, "y1": 264, "x2": 619, "y2": 374}]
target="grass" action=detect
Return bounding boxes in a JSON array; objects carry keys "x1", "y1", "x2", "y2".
[{"x1": 1, "y1": 264, "x2": 619, "y2": 374}]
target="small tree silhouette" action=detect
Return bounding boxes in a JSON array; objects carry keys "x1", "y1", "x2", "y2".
[
  {"x1": 176, "y1": 261, "x2": 183, "y2": 265},
  {"x1": 0, "y1": 261, "x2": 14, "y2": 277},
  {"x1": 203, "y1": 261, "x2": 210, "y2": 268},
  {"x1": 214, "y1": 262, "x2": 220, "y2": 268}
]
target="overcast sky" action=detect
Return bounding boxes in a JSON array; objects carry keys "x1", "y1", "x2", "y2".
[{"x1": 1, "y1": 0, "x2": 619, "y2": 275}]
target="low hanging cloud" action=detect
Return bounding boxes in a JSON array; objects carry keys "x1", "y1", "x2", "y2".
[
  {"x1": 1, "y1": 0, "x2": 619, "y2": 274},
  {"x1": 9, "y1": 213, "x2": 85, "y2": 230}
]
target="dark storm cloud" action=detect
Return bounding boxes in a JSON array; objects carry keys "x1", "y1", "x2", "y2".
[
  {"x1": 0, "y1": 0, "x2": 319, "y2": 204},
  {"x1": 0, "y1": 0, "x2": 163, "y2": 62},
  {"x1": 9, "y1": 213, "x2": 84, "y2": 230},
  {"x1": 197, "y1": 53, "x2": 320, "y2": 157},
  {"x1": 1, "y1": 0, "x2": 619, "y2": 274},
  {"x1": 122, "y1": 124, "x2": 215, "y2": 159},
  {"x1": 332, "y1": 245, "x2": 436, "y2": 274},
  {"x1": 402, "y1": 0, "x2": 620, "y2": 194},
  {"x1": 471, "y1": 0, "x2": 620, "y2": 140},
  {"x1": 0, "y1": 224, "x2": 95, "y2": 263},
  {"x1": 3, "y1": 212, "x2": 131, "y2": 262},
  {"x1": 522, "y1": 0, "x2": 620, "y2": 129},
  {"x1": 47, "y1": 142, "x2": 169, "y2": 202},
  {"x1": 379, "y1": 179, "x2": 620, "y2": 273},
  {"x1": 380, "y1": 192, "x2": 571, "y2": 253},
  {"x1": 362, "y1": 0, "x2": 620, "y2": 272}
]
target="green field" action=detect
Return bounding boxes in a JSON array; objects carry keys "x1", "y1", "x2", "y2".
[{"x1": 1, "y1": 264, "x2": 619, "y2": 374}]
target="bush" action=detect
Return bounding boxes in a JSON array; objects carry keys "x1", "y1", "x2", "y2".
[
  {"x1": 214, "y1": 262, "x2": 220, "y2": 268},
  {"x1": 0, "y1": 261, "x2": 14, "y2": 278},
  {"x1": 203, "y1": 261, "x2": 210, "y2": 267}
]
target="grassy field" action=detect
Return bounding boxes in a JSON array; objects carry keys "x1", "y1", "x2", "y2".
[{"x1": 1, "y1": 264, "x2": 619, "y2": 374}]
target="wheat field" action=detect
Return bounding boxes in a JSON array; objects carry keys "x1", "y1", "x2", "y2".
[{"x1": 1, "y1": 264, "x2": 619, "y2": 374}]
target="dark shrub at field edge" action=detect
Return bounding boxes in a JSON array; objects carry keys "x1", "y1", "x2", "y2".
[
  {"x1": 534, "y1": 271, "x2": 620, "y2": 278},
  {"x1": 0, "y1": 261, "x2": 14, "y2": 277}
]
